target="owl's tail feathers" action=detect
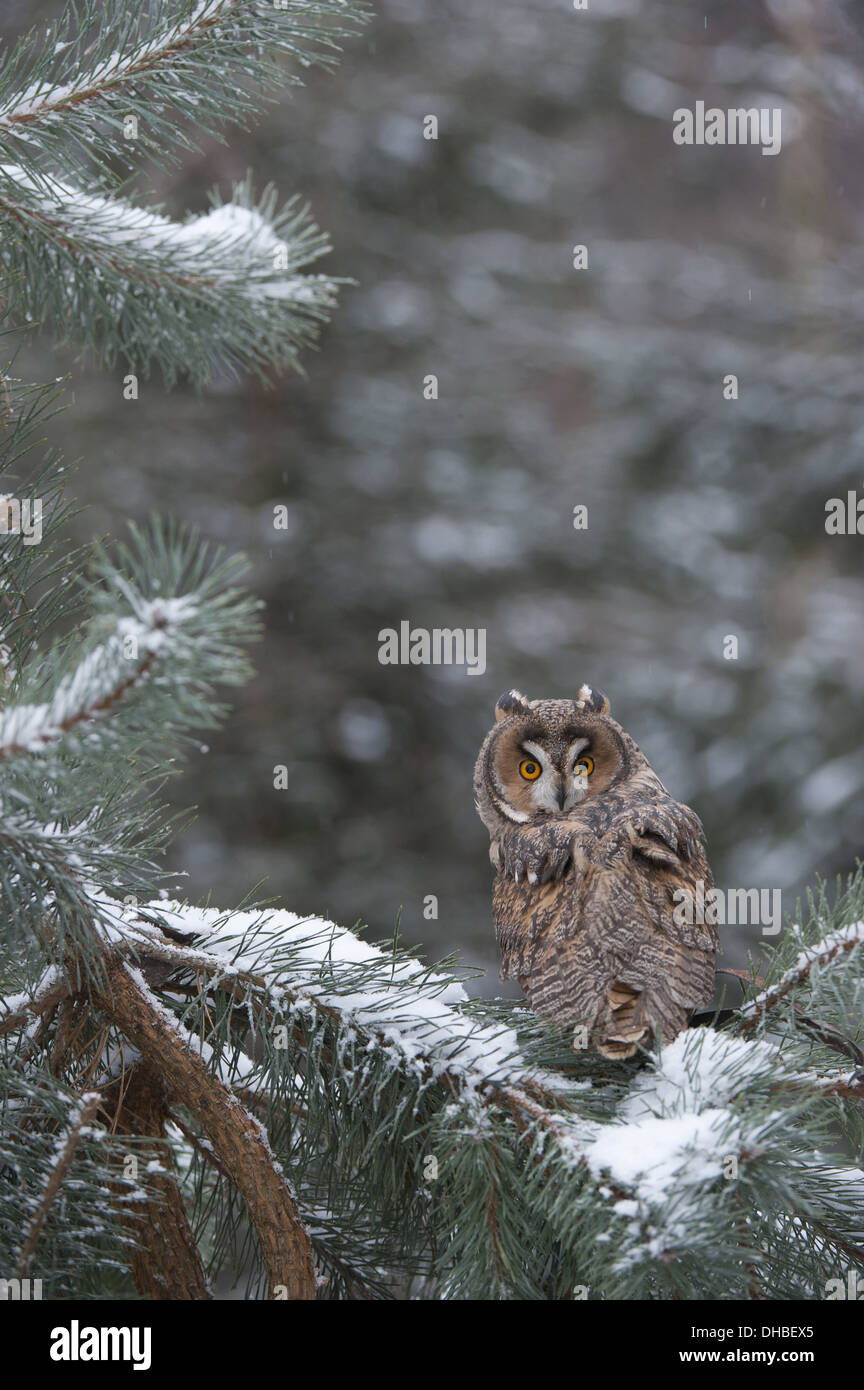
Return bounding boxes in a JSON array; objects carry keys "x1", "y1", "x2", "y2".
[
  {"x1": 593, "y1": 943, "x2": 717, "y2": 1058},
  {"x1": 522, "y1": 956, "x2": 669, "y2": 1050},
  {"x1": 519, "y1": 963, "x2": 674, "y2": 1058},
  {"x1": 517, "y1": 937, "x2": 716, "y2": 1059},
  {"x1": 593, "y1": 981, "x2": 655, "y2": 1059},
  {"x1": 595, "y1": 1037, "x2": 640, "y2": 1060}
]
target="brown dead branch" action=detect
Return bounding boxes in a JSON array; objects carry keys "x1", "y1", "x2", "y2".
[{"x1": 95, "y1": 958, "x2": 316, "y2": 1300}]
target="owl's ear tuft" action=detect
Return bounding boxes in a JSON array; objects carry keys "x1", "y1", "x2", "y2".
[
  {"x1": 575, "y1": 684, "x2": 611, "y2": 715},
  {"x1": 494, "y1": 690, "x2": 531, "y2": 722}
]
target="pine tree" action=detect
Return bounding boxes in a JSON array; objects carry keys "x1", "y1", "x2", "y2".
[
  {"x1": 0, "y1": 0, "x2": 367, "y2": 384},
  {"x1": 1, "y1": 1, "x2": 864, "y2": 1304}
]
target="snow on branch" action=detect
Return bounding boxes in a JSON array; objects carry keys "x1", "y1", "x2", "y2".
[
  {"x1": 0, "y1": 162, "x2": 342, "y2": 379},
  {"x1": 0, "y1": 521, "x2": 256, "y2": 770},
  {"x1": 0, "y1": 0, "x2": 366, "y2": 170},
  {"x1": 740, "y1": 920, "x2": 864, "y2": 1030},
  {"x1": 15, "y1": 1089, "x2": 103, "y2": 1279},
  {"x1": 0, "y1": 965, "x2": 68, "y2": 1036},
  {"x1": 96, "y1": 899, "x2": 864, "y2": 1185},
  {"x1": 0, "y1": 595, "x2": 195, "y2": 759},
  {"x1": 0, "y1": 0, "x2": 367, "y2": 382},
  {"x1": 553, "y1": 1028, "x2": 779, "y2": 1189},
  {"x1": 555, "y1": 1026, "x2": 864, "y2": 1270},
  {"x1": 7, "y1": 871, "x2": 864, "y2": 1298},
  {"x1": 105, "y1": 899, "x2": 527, "y2": 1090},
  {"x1": 0, "y1": 164, "x2": 337, "y2": 306}
]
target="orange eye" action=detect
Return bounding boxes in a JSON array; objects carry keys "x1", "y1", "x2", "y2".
[
  {"x1": 575, "y1": 755, "x2": 594, "y2": 777},
  {"x1": 519, "y1": 758, "x2": 541, "y2": 781}
]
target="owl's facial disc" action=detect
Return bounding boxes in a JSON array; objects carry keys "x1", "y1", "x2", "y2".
[
  {"x1": 490, "y1": 715, "x2": 624, "y2": 823},
  {"x1": 519, "y1": 737, "x2": 591, "y2": 814}
]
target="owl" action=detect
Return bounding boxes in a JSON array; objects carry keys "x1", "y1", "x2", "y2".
[{"x1": 474, "y1": 685, "x2": 718, "y2": 1059}]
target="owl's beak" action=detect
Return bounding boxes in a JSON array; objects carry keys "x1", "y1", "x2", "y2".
[{"x1": 555, "y1": 784, "x2": 567, "y2": 810}]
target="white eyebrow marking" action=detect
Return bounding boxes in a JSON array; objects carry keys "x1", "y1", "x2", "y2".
[
  {"x1": 521, "y1": 740, "x2": 549, "y2": 764},
  {"x1": 567, "y1": 737, "x2": 590, "y2": 764}
]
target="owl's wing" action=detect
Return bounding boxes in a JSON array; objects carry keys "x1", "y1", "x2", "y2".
[
  {"x1": 605, "y1": 796, "x2": 706, "y2": 866},
  {"x1": 495, "y1": 794, "x2": 704, "y2": 884},
  {"x1": 592, "y1": 797, "x2": 718, "y2": 1056},
  {"x1": 495, "y1": 815, "x2": 590, "y2": 886},
  {"x1": 495, "y1": 796, "x2": 718, "y2": 1059}
]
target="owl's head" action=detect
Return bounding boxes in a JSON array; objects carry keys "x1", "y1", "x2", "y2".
[{"x1": 475, "y1": 685, "x2": 628, "y2": 826}]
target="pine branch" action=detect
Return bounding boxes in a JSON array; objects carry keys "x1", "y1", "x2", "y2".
[
  {"x1": 0, "y1": 556, "x2": 251, "y2": 763},
  {"x1": 96, "y1": 899, "x2": 527, "y2": 1090},
  {"x1": 739, "y1": 921, "x2": 864, "y2": 1031},
  {"x1": 8, "y1": 882, "x2": 863, "y2": 1299},
  {"x1": 0, "y1": 0, "x2": 368, "y2": 179},
  {"x1": 0, "y1": 0, "x2": 369, "y2": 384},
  {"x1": 0, "y1": 168, "x2": 343, "y2": 383},
  {"x1": 0, "y1": 1060, "x2": 162, "y2": 1294},
  {"x1": 0, "y1": 520, "x2": 259, "y2": 977},
  {"x1": 786, "y1": 1074, "x2": 864, "y2": 1101},
  {"x1": 15, "y1": 1088, "x2": 102, "y2": 1278},
  {"x1": 0, "y1": 365, "x2": 80, "y2": 673},
  {"x1": 95, "y1": 957, "x2": 317, "y2": 1299},
  {"x1": 111, "y1": 1059, "x2": 213, "y2": 1299},
  {"x1": 0, "y1": 966, "x2": 71, "y2": 1036},
  {"x1": 0, "y1": 619, "x2": 163, "y2": 760},
  {"x1": 1, "y1": 521, "x2": 256, "y2": 786}
]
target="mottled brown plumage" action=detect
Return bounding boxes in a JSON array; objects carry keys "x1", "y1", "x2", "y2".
[{"x1": 474, "y1": 686, "x2": 718, "y2": 1059}]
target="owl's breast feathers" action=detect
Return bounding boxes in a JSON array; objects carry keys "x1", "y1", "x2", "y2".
[{"x1": 492, "y1": 793, "x2": 718, "y2": 1059}]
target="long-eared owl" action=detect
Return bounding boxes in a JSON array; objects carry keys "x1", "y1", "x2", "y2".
[{"x1": 474, "y1": 685, "x2": 717, "y2": 1059}]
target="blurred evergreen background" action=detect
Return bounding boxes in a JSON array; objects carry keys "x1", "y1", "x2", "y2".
[{"x1": 3, "y1": 0, "x2": 864, "y2": 986}]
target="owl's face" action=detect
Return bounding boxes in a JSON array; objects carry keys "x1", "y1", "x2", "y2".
[{"x1": 477, "y1": 686, "x2": 628, "y2": 827}]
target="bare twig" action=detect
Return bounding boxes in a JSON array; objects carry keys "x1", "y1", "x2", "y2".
[
  {"x1": 15, "y1": 1089, "x2": 101, "y2": 1279},
  {"x1": 0, "y1": 971, "x2": 71, "y2": 1037}
]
